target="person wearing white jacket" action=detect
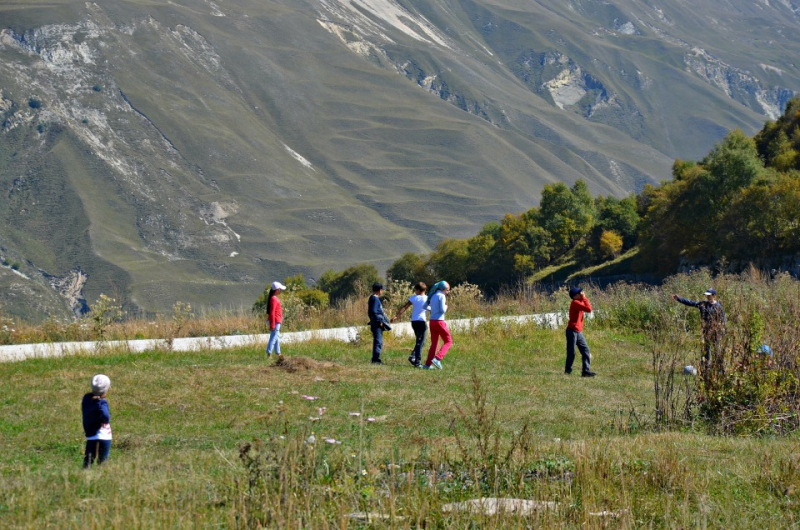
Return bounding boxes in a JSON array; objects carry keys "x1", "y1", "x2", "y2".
[{"x1": 423, "y1": 281, "x2": 452, "y2": 370}]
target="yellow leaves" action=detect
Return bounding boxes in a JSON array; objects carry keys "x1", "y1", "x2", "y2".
[{"x1": 599, "y1": 230, "x2": 623, "y2": 260}]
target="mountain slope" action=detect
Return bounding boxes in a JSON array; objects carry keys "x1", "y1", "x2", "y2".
[{"x1": 0, "y1": 0, "x2": 797, "y2": 318}]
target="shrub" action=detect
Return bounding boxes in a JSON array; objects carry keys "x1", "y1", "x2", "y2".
[
  {"x1": 381, "y1": 279, "x2": 414, "y2": 316},
  {"x1": 0, "y1": 316, "x2": 15, "y2": 345},
  {"x1": 317, "y1": 264, "x2": 381, "y2": 304},
  {"x1": 447, "y1": 282, "x2": 485, "y2": 318},
  {"x1": 90, "y1": 294, "x2": 124, "y2": 340},
  {"x1": 28, "y1": 98, "x2": 42, "y2": 109},
  {"x1": 648, "y1": 269, "x2": 800, "y2": 434},
  {"x1": 296, "y1": 289, "x2": 328, "y2": 309},
  {"x1": 595, "y1": 282, "x2": 667, "y2": 333}
]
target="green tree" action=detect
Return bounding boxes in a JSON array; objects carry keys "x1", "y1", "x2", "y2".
[
  {"x1": 701, "y1": 128, "x2": 764, "y2": 205},
  {"x1": 316, "y1": 264, "x2": 382, "y2": 304},
  {"x1": 284, "y1": 273, "x2": 308, "y2": 290},
  {"x1": 755, "y1": 96, "x2": 800, "y2": 172},
  {"x1": 464, "y1": 223, "x2": 501, "y2": 287},
  {"x1": 537, "y1": 180, "x2": 595, "y2": 257},
  {"x1": 595, "y1": 195, "x2": 639, "y2": 248},
  {"x1": 387, "y1": 252, "x2": 432, "y2": 285},
  {"x1": 718, "y1": 172, "x2": 800, "y2": 260},
  {"x1": 429, "y1": 238, "x2": 471, "y2": 286}
]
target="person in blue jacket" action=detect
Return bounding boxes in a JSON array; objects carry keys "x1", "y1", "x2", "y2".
[
  {"x1": 82, "y1": 374, "x2": 112, "y2": 468},
  {"x1": 367, "y1": 282, "x2": 391, "y2": 364}
]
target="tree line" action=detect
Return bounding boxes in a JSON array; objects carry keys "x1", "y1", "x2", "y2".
[
  {"x1": 388, "y1": 96, "x2": 800, "y2": 289},
  {"x1": 256, "y1": 96, "x2": 800, "y2": 308}
]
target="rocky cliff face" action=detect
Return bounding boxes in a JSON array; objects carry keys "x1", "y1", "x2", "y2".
[{"x1": 1, "y1": 0, "x2": 799, "y2": 319}]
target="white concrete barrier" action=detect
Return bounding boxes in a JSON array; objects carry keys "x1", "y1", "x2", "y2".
[{"x1": 0, "y1": 311, "x2": 575, "y2": 363}]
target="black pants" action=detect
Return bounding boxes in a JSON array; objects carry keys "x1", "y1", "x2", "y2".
[
  {"x1": 83, "y1": 439, "x2": 111, "y2": 468},
  {"x1": 565, "y1": 329, "x2": 591, "y2": 374},
  {"x1": 371, "y1": 324, "x2": 384, "y2": 362},
  {"x1": 410, "y1": 320, "x2": 428, "y2": 364}
]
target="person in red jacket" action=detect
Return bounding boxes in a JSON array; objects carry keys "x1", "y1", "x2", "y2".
[
  {"x1": 266, "y1": 281, "x2": 286, "y2": 356},
  {"x1": 565, "y1": 287, "x2": 596, "y2": 377}
]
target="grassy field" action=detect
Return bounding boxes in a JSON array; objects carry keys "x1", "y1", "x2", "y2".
[{"x1": 2, "y1": 313, "x2": 799, "y2": 528}]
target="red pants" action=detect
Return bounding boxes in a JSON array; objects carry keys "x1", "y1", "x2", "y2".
[{"x1": 426, "y1": 320, "x2": 453, "y2": 366}]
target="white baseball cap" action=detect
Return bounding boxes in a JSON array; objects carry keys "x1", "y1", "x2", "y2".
[{"x1": 272, "y1": 281, "x2": 287, "y2": 290}]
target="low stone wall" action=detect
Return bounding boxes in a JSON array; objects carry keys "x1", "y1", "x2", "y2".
[{"x1": 0, "y1": 311, "x2": 575, "y2": 363}]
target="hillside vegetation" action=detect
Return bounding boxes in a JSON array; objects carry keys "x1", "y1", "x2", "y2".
[
  {"x1": 2, "y1": 0, "x2": 800, "y2": 319},
  {"x1": 385, "y1": 97, "x2": 800, "y2": 290}
]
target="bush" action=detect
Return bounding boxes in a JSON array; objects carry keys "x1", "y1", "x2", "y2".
[
  {"x1": 28, "y1": 98, "x2": 42, "y2": 109},
  {"x1": 387, "y1": 252, "x2": 430, "y2": 284},
  {"x1": 317, "y1": 264, "x2": 381, "y2": 304},
  {"x1": 648, "y1": 269, "x2": 800, "y2": 434},
  {"x1": 90, "y1": 294, "x2": 124, "y2": 340},
  {"x1": 447, "y1": 282, "x2": 485, "y2": 318},
  {"x1": 595, "y1": 282, "x2": 668, "y2": 333},
  {"x1": 296, "y1": 289, "x2": 328, "y2": 309}
]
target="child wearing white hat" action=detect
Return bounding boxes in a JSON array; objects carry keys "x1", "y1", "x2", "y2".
[
  {"x1": 81, "y1": 374, "x2": 112, "y2": 467},
  {"x1": 266, "y1": 281, "x2": 286, "y2": 356}
]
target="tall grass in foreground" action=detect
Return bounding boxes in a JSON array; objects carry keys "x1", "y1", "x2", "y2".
[
  {"x1": 1, "y1": 293, "x2": 800, "y2": 527},
  {"x1": 595, "y1": 268, "x2": 800, "y2": 435}
]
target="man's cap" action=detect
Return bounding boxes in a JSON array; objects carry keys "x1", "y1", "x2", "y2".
[
  {"x1": 372, "y1": 282, "x2": 384, "y2": 291},
  {"x1": 272, "y1": 281, "x2": 287, "y2": 290},
  {"x1": 703, "y1": 288, "x2": 716, "y2": 296},
  {"x1": 568, "y1": 287, "x2": 583, "y2": 298}
]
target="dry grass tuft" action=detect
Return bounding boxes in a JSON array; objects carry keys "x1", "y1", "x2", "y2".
[{"x1": 271, "y1": 355, "x2": 340, "y2": 373}]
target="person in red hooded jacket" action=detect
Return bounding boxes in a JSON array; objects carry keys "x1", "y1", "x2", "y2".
[{"x1": 565, "y1": 287, "x2": 596, "y2": 377}]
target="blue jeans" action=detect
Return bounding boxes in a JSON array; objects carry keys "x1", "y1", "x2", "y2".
[
  {"x1": 565, "y1": 329, "x2": 591, "y2": 374},
  {"x1": 267, "y1": 323, "x2": 281, "y2": 354},
  {"x1": 83, "y1": 439, "x2": 111, "y2": 468},
  {"x1": 410, "y1": 320, "x2": 427, "y2": 363},
  {"x1": 371, "y1": 324, "x2": 383, "y2": 362}
]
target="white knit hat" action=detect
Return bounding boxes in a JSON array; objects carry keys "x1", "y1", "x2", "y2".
[{"x1": 91, "y1": 374, "x2": 111, "y2": 396}]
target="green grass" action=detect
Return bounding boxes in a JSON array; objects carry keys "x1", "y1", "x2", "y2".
[{"x1": 1, "y1": 320, "x2": 798, "y2": 528}]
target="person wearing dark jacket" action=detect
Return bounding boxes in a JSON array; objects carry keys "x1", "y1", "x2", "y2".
[
  {"x1": 82, "y1": 374, "x2": 112, "y2": 468},
  {"x1": 672, "y1": 288, "x2": 726, "y2": 367},
  {"x1": 367, "y1": 282, "x2": 390, "y2": 364}
]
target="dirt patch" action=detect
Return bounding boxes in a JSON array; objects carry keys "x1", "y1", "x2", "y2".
[{"x1": 271, "y1": 355, "x2": 339, "y2": 373}]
